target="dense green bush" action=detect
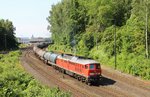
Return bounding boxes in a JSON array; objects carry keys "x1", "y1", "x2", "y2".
[
  {"x1": 0, "y1": 51, "x2": 71, "y2": 97},
  {"x1": 90, "y1": 45, "x2": 150, "y2": 80}
]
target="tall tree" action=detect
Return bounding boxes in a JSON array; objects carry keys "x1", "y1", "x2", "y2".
[{"x1": 0, "y1": 19, "x2": 18, "y2": 50}]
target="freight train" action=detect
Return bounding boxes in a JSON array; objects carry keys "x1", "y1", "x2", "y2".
[{"x1": 33, "y1": 43, "x2": 102, "y2": 85}]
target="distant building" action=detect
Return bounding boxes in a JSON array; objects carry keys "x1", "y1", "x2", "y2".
[
  {"x1": 17, "y1": 35, "x2": 51, "y2": 44},
  {"x1": 17, "y1": 37, "x2": 30, "y2": 44},
  {"x1": 30, "y1": 35, "x2": 51, "y2": 43}
]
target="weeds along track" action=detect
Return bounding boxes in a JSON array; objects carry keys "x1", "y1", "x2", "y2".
[{"x1": 21, "y1": 48, "x2": 150, "y2": 97}]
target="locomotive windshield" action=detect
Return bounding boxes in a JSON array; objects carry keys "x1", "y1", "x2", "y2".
[
  {"x1": 89, "y1": 64, "x2": 100, "y2": 70},
  {"x1": 85, "y1": 64, "x2": 100, "y2": 70},
  {"x1": 89, "y1": 64, "x2": 95, "y2": 70}
]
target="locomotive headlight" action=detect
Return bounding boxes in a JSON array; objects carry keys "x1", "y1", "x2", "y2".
[{"x1": 90, "y1": 73, "x2": 95, "y2": 75}]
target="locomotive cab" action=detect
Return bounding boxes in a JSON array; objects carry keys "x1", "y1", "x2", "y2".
[{"x1": 85, "y1": 64, "x2": 101, "y2": 83}]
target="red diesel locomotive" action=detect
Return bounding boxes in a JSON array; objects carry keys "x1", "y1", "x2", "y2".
[
  {"x1": 33, "y1": 44, "x2": 102, "y2": 85},
  {"x1": 56, "y1": 54, "x2": 101, "y2": 85}
]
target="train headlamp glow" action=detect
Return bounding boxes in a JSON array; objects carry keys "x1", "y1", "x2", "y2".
[{"x1": 90, "y1": 73, "x2": 95, "y2": 75}]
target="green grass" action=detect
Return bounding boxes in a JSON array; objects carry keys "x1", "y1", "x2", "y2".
[{"x1": 19, "y1": 44, "x2": 30, "y2": 48}]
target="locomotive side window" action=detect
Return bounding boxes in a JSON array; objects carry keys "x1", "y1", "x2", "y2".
[
  {"x1": 90, "y1": 64, "x2": 95, "y2": 70},
  {"x1": 85, "y1": 65, "x2": 88, "y2": 69}
]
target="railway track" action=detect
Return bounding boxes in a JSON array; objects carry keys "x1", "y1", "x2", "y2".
[
  {"x1": 24, "y1": 49, "x2": 92, "y2": 97},
  {"x1": 28, "y1": 51, "x2": 128, "y2": 97},
  {"x1": 21, "y1": 48, "x2": 150, "y2": 97}
]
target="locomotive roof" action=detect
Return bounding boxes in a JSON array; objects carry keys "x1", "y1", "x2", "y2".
[{"x1": 58, "y1": 54, "x2": 99, "y2": 65}]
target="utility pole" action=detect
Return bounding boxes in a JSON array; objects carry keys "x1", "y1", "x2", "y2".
[
  {"x1": 95, "y1": 21, "x2": 98, "y2": 50},
  {"x1": 4, "y1": 34, "x2": 7, "y2": 50},
  {"x1": 145, "y1": 1, "x2": 149, "y2": 58},
  {"x1": 114, "y1": 20, "x2": 117, "y2": 70},
  {"x1": 72, "y1": 25, "x2": 77, "y2": 56},
  {"x1": 96, "y1": 36, "x2": 98, "y2": 50}
]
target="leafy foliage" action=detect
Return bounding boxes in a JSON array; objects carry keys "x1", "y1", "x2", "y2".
[
  {"x1": 0, "y1": 19, "x2": 18, "y2": 50},
  {"x1": 48, "y1": 0, "x2": 150, "y2": 80},
  {"x1": 0, "y1": 51, "x2": 71, "y2": 97}
]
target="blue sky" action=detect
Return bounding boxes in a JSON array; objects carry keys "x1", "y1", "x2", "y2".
[{"x1": 0, "y1": 0, "x2": 60, "y2": 38}]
